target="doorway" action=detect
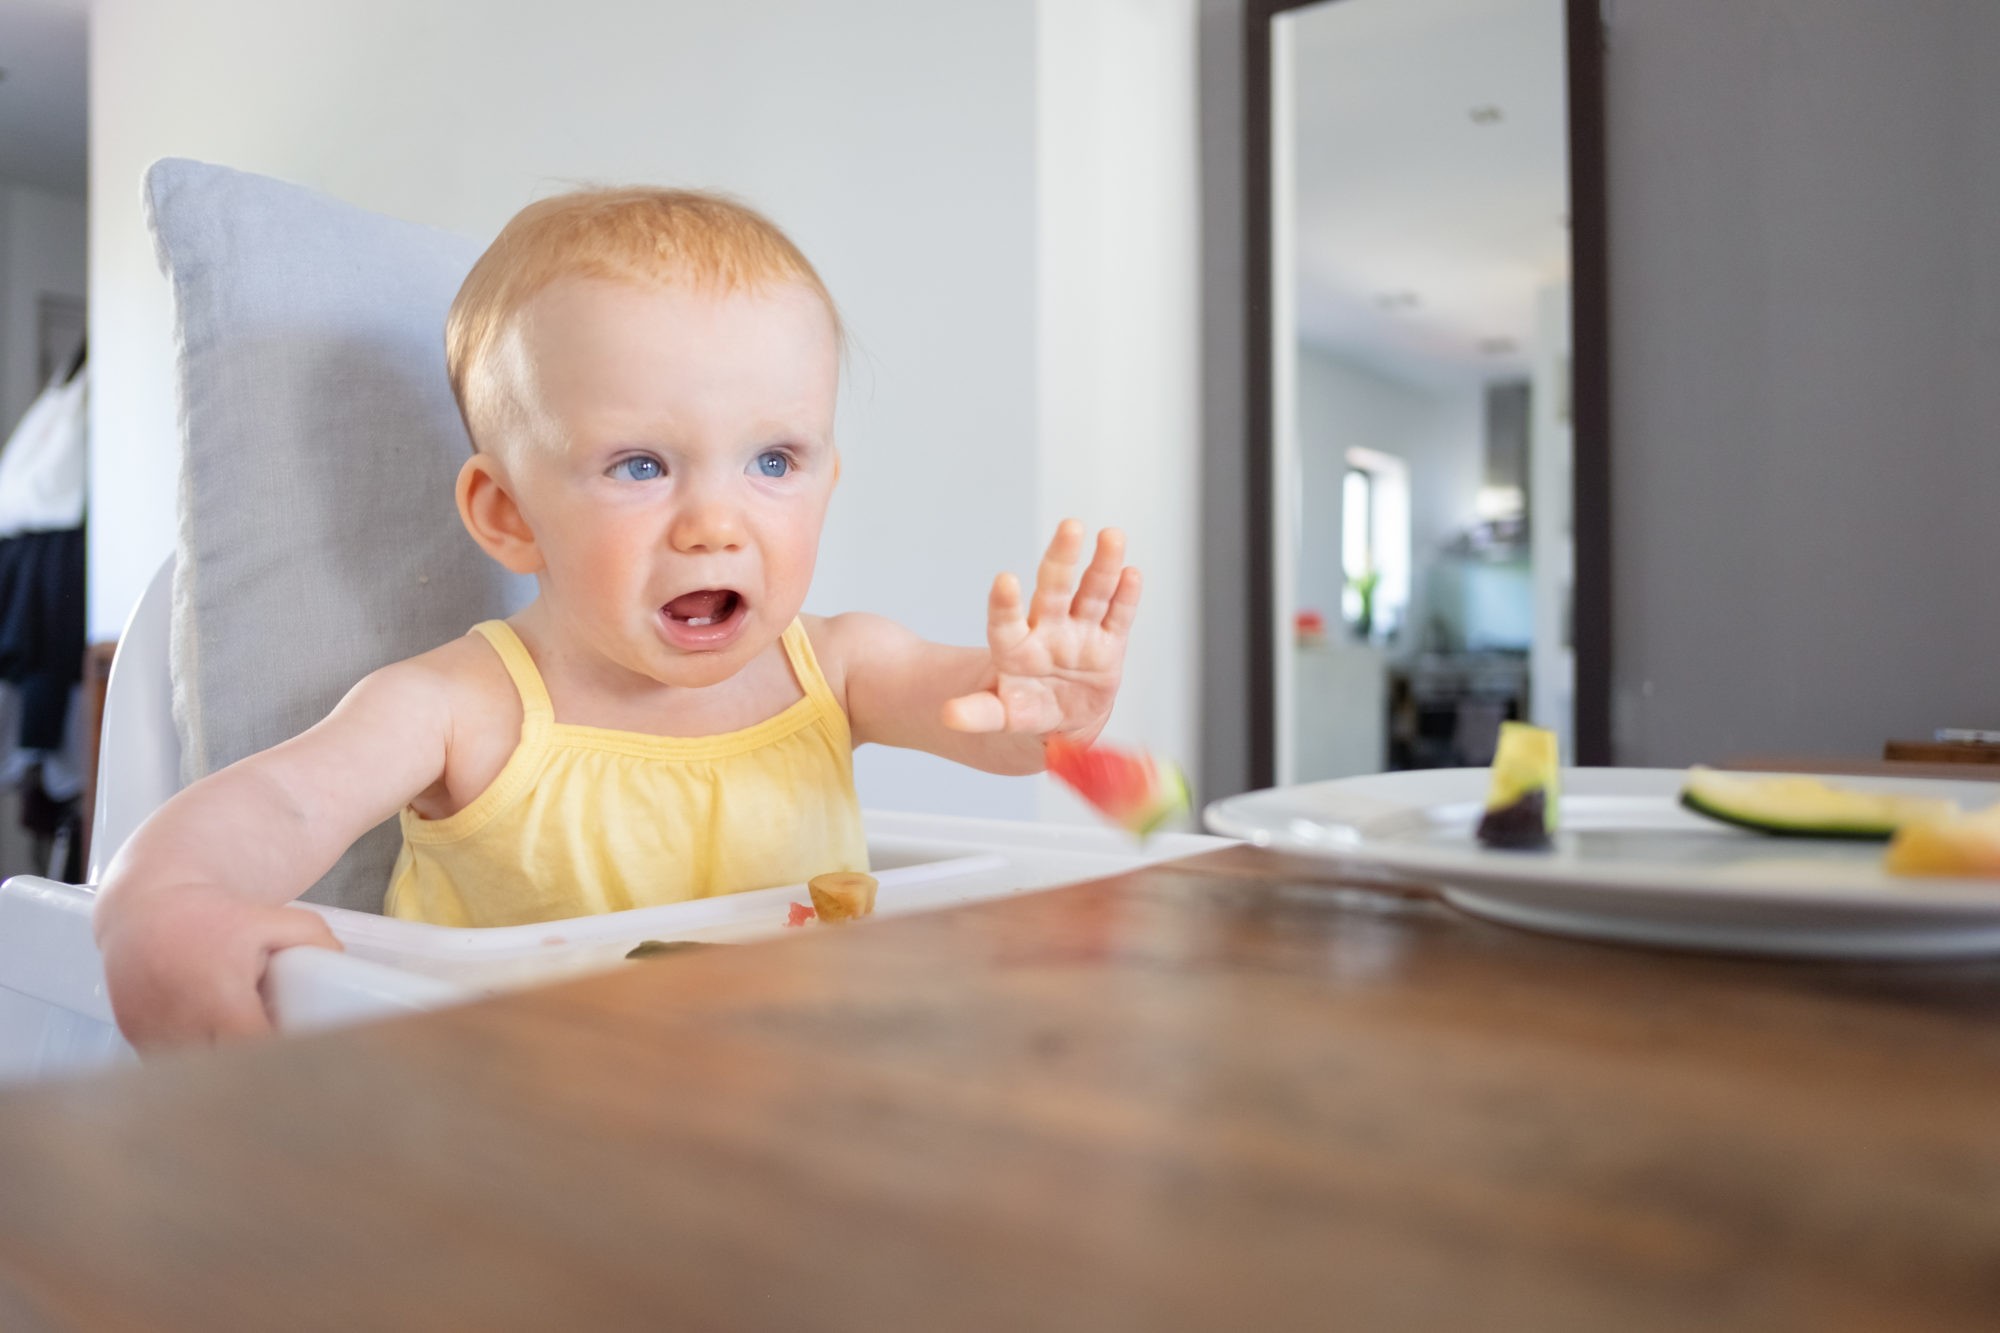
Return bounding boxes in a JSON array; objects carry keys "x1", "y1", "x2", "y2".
[{"x1": 1198, "y1": 0, "x2": 1610, "y2": 799}]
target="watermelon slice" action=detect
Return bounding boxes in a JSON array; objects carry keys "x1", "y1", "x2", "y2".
[{"x1": 1045, "y1": 737, "x2": 1190, "y2": 837}]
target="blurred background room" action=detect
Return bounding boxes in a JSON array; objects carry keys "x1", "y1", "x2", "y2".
[
  {"x1": 0, "y1": 0, "x2": 1995, "y2": 873},
  {"x1": 0, "y1": 0, "x2": 87, "y2": 880},
  {"x1": 1271, "y1": 0, "x2": 1574, "y2": 783}
]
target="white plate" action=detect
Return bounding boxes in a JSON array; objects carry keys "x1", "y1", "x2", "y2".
[{"x1": 1204, "y1": 768, "x2": 2000, "y2": 960}]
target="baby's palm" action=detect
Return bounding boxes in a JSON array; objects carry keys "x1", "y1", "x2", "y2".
[{"x1": 943, "y1": 521, "x2": 1142, "y2": 741}]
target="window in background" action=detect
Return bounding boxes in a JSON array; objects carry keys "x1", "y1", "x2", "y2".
[
  {"x1": 1341, "y1": 446, "x2": 1409, "y2": 638},
  {"x1": 1341, "y1": 467, "x2": 1371, "y2": 583}
]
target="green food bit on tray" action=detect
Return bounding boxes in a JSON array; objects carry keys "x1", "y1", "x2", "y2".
[{"x1": 624, "y1": 940, "x2": 713, "y2": 960}]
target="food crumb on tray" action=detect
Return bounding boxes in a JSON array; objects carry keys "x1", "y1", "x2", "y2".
[
  {"x1": 808, "y1": 871, "x2": 878, "y2": 923},
  {"x1": 625, "y1": 939, "x2": 719, "y2": 960}
]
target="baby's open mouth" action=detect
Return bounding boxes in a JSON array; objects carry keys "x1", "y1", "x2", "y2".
[{"x1": 662, "y1": 589, "x2": 743, "y2": 627}]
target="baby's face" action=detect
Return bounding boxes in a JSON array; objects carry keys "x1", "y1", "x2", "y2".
[{"x1": 501, "y1": 275, "x2": 840, "y2": 690}]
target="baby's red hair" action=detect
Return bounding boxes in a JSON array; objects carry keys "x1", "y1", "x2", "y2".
[{"x1": 445, "y1": 187, "x2": 840, "y2": 454}]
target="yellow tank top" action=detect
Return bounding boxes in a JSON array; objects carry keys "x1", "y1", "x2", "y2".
[{"x1": 384, "y1": 619, "x2": 867, "y2": 928}]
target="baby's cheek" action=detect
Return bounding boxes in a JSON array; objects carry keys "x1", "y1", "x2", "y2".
[
  {"x1": 764, "y1": 528, "x2": 822, "y2": 604},
  {"x1": 565, "y1": 527, "x2": 649, "y2": 601}
]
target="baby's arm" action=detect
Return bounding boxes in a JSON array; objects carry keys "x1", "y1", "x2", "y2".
[
  {"x1": 832, "y1": 520, "x2": 1141, "y2": 773},
  {"x1": 92, "y1": 655, "x2": 457, "y2": 1049},
  {"x1": 829, "y1": 617, "x2": 1047, "y2": 774}
]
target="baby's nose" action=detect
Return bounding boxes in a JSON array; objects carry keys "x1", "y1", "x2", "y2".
[{"x1": 668, "y1": 498, "x2": 746, "y2": 552}]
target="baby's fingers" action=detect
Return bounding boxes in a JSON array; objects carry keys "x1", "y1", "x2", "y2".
[
  {"x1": 986, "y1": 571, "x2": 1030, "y2": 656},
  {"x1": 207, "y1": 978, "x2": 279, "y2": 1042},
  {"x1": 1103, "y1": 566, "x2": 1143, "y2": 637},
  {"x1": 942, "y1": 691, "x2": 1008, "y2": 733},
  {"x1": 264, "y1": 904, "x2": 344, "y2": 954},
  {"x1": 234, "y1": 907, "x2": 344, "y2": 1042},
  {"x1": 1029, "y1": 519, "x2": 1086, "y2": 628},
  {"x1": 1070, "y1": 528, "x2": 1125, "y2": 624}
]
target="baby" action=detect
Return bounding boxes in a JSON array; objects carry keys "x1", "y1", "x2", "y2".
[{"x1": 93, "y1": 188, "x2": 1140, "y2": 1049}]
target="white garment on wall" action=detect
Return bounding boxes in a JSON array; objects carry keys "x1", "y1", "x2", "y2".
[{"x1": 0, "y1": 369, "x2": 88, "y2": 538}]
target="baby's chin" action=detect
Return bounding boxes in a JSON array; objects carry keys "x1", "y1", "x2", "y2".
[
  {"x1": 638, "y1": 619, "x2": 785, "y2": 689},
  {"x1": 646, "y1": 651, "x2": 758, "y2": 690}
]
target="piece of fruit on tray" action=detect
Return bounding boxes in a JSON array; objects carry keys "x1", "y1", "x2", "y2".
[
  {"x1": 1679, "y1": 767, "x2": 1957, "y2": 840},
  {"x1": 1044, "y1": 736, "x2": 1191, "y2": 837},
  {"x1": 808, "y1": 871, "x2": 879, "y2": 923},
  {"x1": 1884, "y1": 805, "x2": 2000, "y2": 878},
  {"x1": 1476, "y1": 721, "x2": 1561, "y2": 850},
  {"x1": 624, "y1": 939, "x2": 716, "y2": 960}
]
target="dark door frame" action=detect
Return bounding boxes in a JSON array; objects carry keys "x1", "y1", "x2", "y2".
[{"x1": 1201, "y1": 0, "x2": 1611, "y2": 799}]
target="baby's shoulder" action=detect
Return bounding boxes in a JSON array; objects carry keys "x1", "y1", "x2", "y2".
[
  {"x1": 798, "y1": 612, "x2": 851, "y2": 705},
  {"x1": 363, "y1": 631, "x2": 512, "y2": 703},
  {"x1": 350, "y1": 630, "x2": 522, "y2": 754},
  {"x1": 802, "y1": 610, "x2": 923, "y2": 653},
  {"x1": 800, "y1": 610, "x2": 897, "y2": 684},
  {"x1": 798, "y1": 612, "x2": 922, "y2": 710},
  {"x1": 374, "y1": 629, "x2": 525, "y2": 820},
  {"x1": 406, "y1": 629, "x2": 523, "y2": 733}
]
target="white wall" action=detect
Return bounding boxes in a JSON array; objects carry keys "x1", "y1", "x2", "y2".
[
  {"x1": 1605, "y1": 0, "x2": 2000, "y2": 761},
  {"x1": 1035, "y1": 0, "x2": 1200, "y2": 819},
  {"x1": 89, "y1": 0, "x2": 1203, "y2": 819},
  {"x1": 1527, "y1": 280, "x2": 1573, "y2": 759},
  {"x1": 1294, "y1": 346, "x2": 1482, "y2": 655},
  {"x1": 0, "y1": 182, "x2": 87, "y2": 438}
]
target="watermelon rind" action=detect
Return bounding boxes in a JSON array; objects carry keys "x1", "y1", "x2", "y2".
[
  {"x1": 1129, "y1": 761, "x2": 1192, "y2": 838},
  {"x1": 1679, "y1": 767, "x2": 1955, "y2": 841}
]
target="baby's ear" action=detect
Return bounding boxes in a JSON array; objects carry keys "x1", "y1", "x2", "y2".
[{"x1": 455, "y1": 453, "x2": 544, "y2": 575}]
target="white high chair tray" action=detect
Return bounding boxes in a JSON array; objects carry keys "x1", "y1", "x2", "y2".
[
  {"x1": 305, "y1": 811, "x2": 1226, "y2": 994},
  {"x1": 0, "y1": 812, "x2": 1233, "y2": 1082},
  {"x1": 1204, "y1": 768, "x2": 2000, "y2": 960}
]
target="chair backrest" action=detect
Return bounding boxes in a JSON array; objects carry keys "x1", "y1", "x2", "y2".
[
  {"x1": 143, "y1": 160, "x2": 532, "y2": 911},
  {"x1": 87, "y1": 556, "x2": 181, "y2": 883}
]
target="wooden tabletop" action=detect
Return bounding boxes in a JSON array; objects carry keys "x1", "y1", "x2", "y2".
[{"x1": 4, "y1": 846, "x2": 2000, "y2": 1332}]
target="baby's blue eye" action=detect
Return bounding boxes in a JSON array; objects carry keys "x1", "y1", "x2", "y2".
[
  {"x1": 755, "y1": 451, "x2": 792, "y2": 478},
  {"x1": 616, "y1": 457, "x2": 663, "y2": 482}
]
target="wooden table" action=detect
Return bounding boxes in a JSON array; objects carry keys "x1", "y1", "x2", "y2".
[
  {"x1": 4, "y1": 847, "x2": 2000, "y2": 1331},
  {"x1": 1882, "y1": 740, "x2": 2000, "y2": 767}
]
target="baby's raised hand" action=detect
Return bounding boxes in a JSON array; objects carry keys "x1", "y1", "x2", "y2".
[{"x1": 942, "y1": 520, "x2": 1141, "y2": 742}]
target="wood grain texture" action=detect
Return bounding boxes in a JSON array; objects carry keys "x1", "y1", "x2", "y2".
[
  {"x1": 3, "y1": 850, "x2": 2000, "y2": 1331},
  {"x1": 1882, "y1": 741, "x2": 2000, "y2": 767},
  {"x1": 1725, "y1": 754, "x2": 2000, "y2": 783}
]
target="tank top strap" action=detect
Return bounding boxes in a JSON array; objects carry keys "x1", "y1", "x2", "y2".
[
  {"x1": 470, "y1": 621, "x2": 555, "y2": 722},
  {"x1": 780, "y1": 619, "x2": 848, "y2": 737}
]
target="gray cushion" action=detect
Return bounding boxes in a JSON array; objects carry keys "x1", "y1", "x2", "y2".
[{"x1": 144, "y1": 158, "x2": 533, "y2": 912}]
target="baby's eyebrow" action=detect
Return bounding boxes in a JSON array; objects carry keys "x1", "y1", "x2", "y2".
[
  {"x1": 592, "y1": 438, "x2": 671, "y2": 456},
  {"x1": 752, "y1": 430, "x2": 828, "y2": 452}
]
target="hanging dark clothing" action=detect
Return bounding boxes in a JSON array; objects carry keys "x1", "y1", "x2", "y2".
[{"x1": 0, "y1": 527, "x2": 86, "y2": 751}]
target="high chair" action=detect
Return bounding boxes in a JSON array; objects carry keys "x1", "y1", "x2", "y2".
[
  {"x1": 0, "y1": 160, "x2": 1226, "y2": 1086},
  {"x1": 0, "y1": 547, "x2": 1221, "y2": 1083}
]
